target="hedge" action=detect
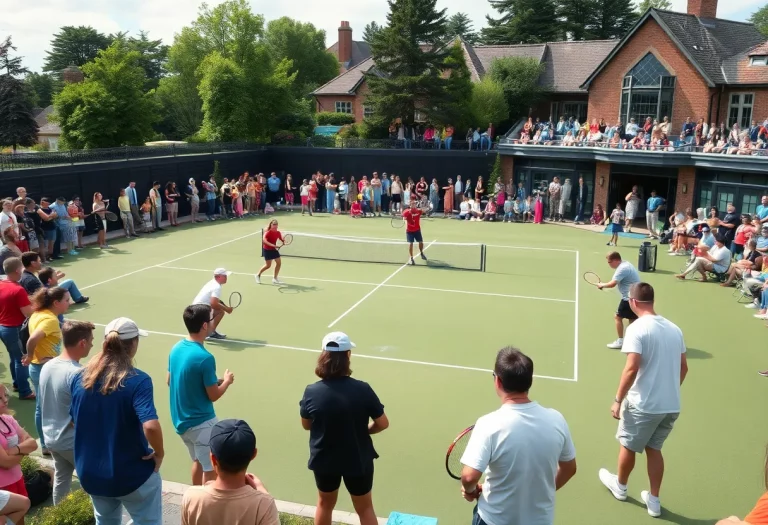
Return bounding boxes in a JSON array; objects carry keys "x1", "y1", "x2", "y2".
[
  {"x1": 29, "y1": 489, "x2": 94, "y2": 525},
  {"x1": 316, "y1": 112, "x2": 355, "y2": 126}
]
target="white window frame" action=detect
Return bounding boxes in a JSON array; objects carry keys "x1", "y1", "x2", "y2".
[
  {"x1": 363, "y1": 105, "x2": 374, "y2": 119},
  {"x1": 414, "y1": 110, "x2": 428, "y2": 123},
  {"x1": 335, "y1": 101, "x2": 352, "y2": 114},
  {"x1": 749, "y1": 56, "x2": 767, "y2": 66},
  {"x1": 728, "y1": 92, "x2": 754, "y2": 129}
]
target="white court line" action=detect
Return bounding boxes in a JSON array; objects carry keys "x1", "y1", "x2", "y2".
[
  {"x1": 573, "y1": 250, "x2": 580, "y2": 382},
  {"x1": 89, "y1": 324, "x2": 575, "y2": 381},
  {"x1": 156, "y1": 265, "x2": 576, "y2": 304},
  {"x1": 485, "y1": 244, "x2": 578, "y2": 253},
  {"x1": 327, "y1": 239, "x2": 438, "y2": 328},
  {"x1": 80, "y1": 228, "x2": 264, "y2": 291}
]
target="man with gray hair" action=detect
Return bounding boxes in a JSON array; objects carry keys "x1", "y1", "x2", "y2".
[{"x1": 598, "y1": 282, "x2": 688, "y2": 518}]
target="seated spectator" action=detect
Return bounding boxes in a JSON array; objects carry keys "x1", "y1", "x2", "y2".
[
  {"x1": 590, "y1": 204, "x2": 606, "y2": 225},
  {"x1": 469, "y1": 199, "x2": 483, "y2": 221},
  {"x1": 181, "y1": 419, "x2": 279, "y2": 525},
  {"x1": 37, "y1": 267, "x2": 88, "y2": 304},
  {"x1": 732, "y1": 214, "x2": 756, "y2": 259},
  {"x1": 457, "y1": 196, "x2": 471, "y2": 221},
  {"x1": 0, "y1": 489, "x2": 30, "y2": 525},
  {"x1": 669, "y1": 208, "x2": 699, "y2": 255},
  {"x1": 513, "y1": 198, "x2": 523, "y2": 222},
  {"x1": 703, "y1": 137, "x2": 716, "y2": 153},
  {"x1": 721, "y1": 239, "x2": 760, "y2": 287},
  {"x1": 482, "y1": 200, "x2": 497, "y2": 222},
  {"x1": 349, "y1": 200, "x2": 362, "y2": 218},
  {"x1": 0, "y1": 384, "x2": 39, "y2": 496},
  {"x1": 562, "y1": 131, "x2": 575, "y2": 146},
  {"x1": 503, "y1": 197, "x2": 513, "y2": 223},
  {"x1": 523, "y1": 196, "x2": 533, "y2": 222},
  {"x1": 675, "y1": 234, "x2": 731, "y2": 281},
  {"x1": 629, "y1": 132, "x2": 645, "y2": 149}
]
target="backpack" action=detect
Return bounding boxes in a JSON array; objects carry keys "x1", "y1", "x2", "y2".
[{"x1": 19, "y1": 316, "x2": 31, "y2": 352}]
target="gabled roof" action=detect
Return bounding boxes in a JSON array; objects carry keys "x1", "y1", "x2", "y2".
[
  {"x1": 326, "y1": 40, "x2": 372, "y2": 70},
  {"x1": 34, "y1": 105, "x2": 61, "y2": 136},
  {"x1": 582, "y1": 8, "x2": 768, "y2": 88},
  {"x1": 34, "y1": 105, "x2": 55, "y2": 128},
  {"x1": 540, "y1": 40, "x2": 618, "y2": 92},
  {"x1": 311, "y1": 57, "x2": 375, "y2": 96}
]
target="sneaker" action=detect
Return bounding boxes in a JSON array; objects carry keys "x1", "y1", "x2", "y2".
[
  {"x1": 640, "y1": 490, "x2": 661, "y2": 517},
  {"x1": 74, "y1": 296, "x2": 89, "y2": 304},
  {"x1": 754, "y1": 313, "x2": 768, "y2": 319},
  {"x1": 758, "y1": 370, "x2": 768, "y2": 377},
  {"x1": 409, "y1": 257, "x2": 415, "y2": 266},
  {"x1": 598, "y1": 469, "x2": 627, "y2": 501},
  {"x1": 272, "y1": 278, "x2": 284, "y2": 285},
  {"x1": 19, "y1": 393, "x2": 36, "y2": 401},
  {"x1": 41, "y1": 448, "x2": 52, "y2": 457},
  {"x1": 255, "y1": 275, "x2": 261, "y2": 284},
  {"x1": 420, "y1": 252, "x2": 427, "y2": 261},
  {"x1": 746, "y1": 302, "x2": 760, "y2": 309},
  {"x1": 606, "y1": 338, "x2": 623, "y2": 349},
  {"x1": 68, "y1": 250, "x2": 79, "y2": 256},
  {"x1": 208, "y1": 332, "x2": 227, "y2": 340}
]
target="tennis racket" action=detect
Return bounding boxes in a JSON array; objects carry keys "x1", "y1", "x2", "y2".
[
  {"x1": 104, "y1": 211, "x2": 119, "y2": 222},
  {"x1": 391, "y1": 216, "x2": 404, "y2": 228},
  {"x1": 276, "y1": 233, "x2": 293, "y2": 249},
  {"x1": 228, "y1": 291, "x2": 242, "y2": 309},
  {"x1": 446, "y1": 425, "x2": 474, "y2": 480},
  {"x1": 583, "y1": 271, "x2": 602, "y2": 288}
]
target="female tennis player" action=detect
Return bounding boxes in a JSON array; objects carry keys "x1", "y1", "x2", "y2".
[
  {"x1": 402, "y1": 200, "x2": 428, "y2": 266},
  {"x1": 256, "y1": 219, "x2": 285, "y2": 285}
]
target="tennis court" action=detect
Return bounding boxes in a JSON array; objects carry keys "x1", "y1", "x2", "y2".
[{"x1": 31, "y1": 214, "x2": 768, "y2": 524}]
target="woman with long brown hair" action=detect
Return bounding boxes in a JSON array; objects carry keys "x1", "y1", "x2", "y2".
[
  {"x1": 70, "y1": 317, "x2": 164, "y2": 523},
  {"x1": 92, "y1": 192, "x2": 110, "y2": 249},
  {"x1": 299, "y1": 332, "x2": 389, "y2": 525}
]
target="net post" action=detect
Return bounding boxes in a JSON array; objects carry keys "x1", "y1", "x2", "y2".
[
  {"x1": 481, "y1": 244, "x2": 487, "y2": 272},
  {"x1": 260, "y1": 228, "x2": 264, "y2": 258}
]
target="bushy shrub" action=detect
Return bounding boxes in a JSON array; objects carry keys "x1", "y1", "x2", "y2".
[
  {"x1": 316, "y1": 112, "x2": 355, "y2": 126},
  {"x1": 28, "y1": 489, "x2": 95, "y2": 525},
  {"x1": 30, "y1": 143, "x2": 50, "y2": 152},
  {"x1": 20, "y1": 455, "x2": 41, "y2": 480},
  {"x1": 275, "y1": 112, "x2": 315, "y2": 137},
  {"x1": 272, "y1": 130, "x2": 307, "y2": 145},
  {"x1": 310, "y1": 135, "x2": 336, "y2": 148},
  {"x1": 337, "y1": 124, "x2": 359, "y2": 139}
]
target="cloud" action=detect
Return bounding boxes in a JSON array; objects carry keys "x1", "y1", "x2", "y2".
[{"x1": 0, "y1": 0, "x2": 754, "y2": 74}]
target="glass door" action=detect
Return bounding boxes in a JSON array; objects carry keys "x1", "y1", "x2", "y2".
[{"x1": 739, "y1": 189, "x2": 762, "y2": 217}]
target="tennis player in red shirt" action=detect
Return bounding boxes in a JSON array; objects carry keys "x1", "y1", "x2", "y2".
[
  {"x1": 256, "y1": 219, "x2": 285, "y2": 285},
  {"x1": 402, "y1": 200, "x2": 427, "y2": 266}
]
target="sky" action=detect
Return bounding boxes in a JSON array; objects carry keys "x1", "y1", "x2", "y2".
[{"x1": 0, "y1": 0, "x2": 761, "y2": 74}]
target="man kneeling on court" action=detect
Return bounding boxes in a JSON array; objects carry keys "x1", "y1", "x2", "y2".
[{"x1": 192, "y1": 268, "x2": 233, "y2": 340}]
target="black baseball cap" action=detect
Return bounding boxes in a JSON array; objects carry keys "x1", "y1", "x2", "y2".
[{"x1": 209, "y1": 419, "x2": 256, "y2": 471}]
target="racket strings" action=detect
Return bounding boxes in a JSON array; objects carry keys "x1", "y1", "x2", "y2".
[
  {"x1": 229, "y1": 292, "x2": 242, "y2": 308},
  {"x1": 446, "y1": 430, "x2": 473, "y2": 479},
  {"x1": 583, "y1": 272, "x2": 601, "y2": 285}
]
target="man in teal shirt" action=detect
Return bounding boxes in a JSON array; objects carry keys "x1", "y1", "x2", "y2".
[
  {"x1": 645, "y1": 191, "x2": 665, "y2": 238},
  {"x1": 168, "y1": 304, "x2": 234, "y2": 485}
]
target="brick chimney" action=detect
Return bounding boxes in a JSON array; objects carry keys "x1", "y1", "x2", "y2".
[
  {"x1": 61, "y1": 64, "x2": 84, "y2": 84},
  {"x1": 687, "y1": 0, "x2": 717, "y2": 18},
  {"x1": 338, "y1": 21, "x2": 353, "y2": 67}
]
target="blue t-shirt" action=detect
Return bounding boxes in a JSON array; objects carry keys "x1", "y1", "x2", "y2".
[
  {"x1": 612, "y1": 261, "x2": 641, "y2": 300},
  {"x1": 757, "y1": 205, "x2": 768, "y2": 221},
  {"x1": 382, "y1": 178, "x2": 391, "y2": 193},
  {"x1": 168, "y1": 339, "x2": 217, "y2": 434},
  {"x1": 50, "y1": 202, "x2": 70, "y2": 227},
  {"x1": 267, "y1": 177, "x2": 280, "y2": 192},
  {"x1": 647, "y1": 196, "x2": 664, "y2": 212},
  {"x1": 700, "y1": 233, "x2": 715, "y2": 248},
  {"x1": 757, "y1": 235, "x2": 768, "y2": 251},
  {"x1": 70, "y1": 369, "x2": 157, "y2": 497}
]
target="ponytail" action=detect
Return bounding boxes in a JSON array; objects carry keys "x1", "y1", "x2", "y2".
[
  {"x1": 30, "y1": 286, "x2": 68, "y2": 312},
  {"x1": 81, "y1": 331, "x2": 137, "y2": 395}
]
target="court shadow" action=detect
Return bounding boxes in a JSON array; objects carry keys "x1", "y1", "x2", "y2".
[
  {"x1": 651, "y1": 269, "x2": 676, "y2": 275},
  {"x1": 277, "y1": 284, "x2": 318, "y2": 294},
  {"x1": 685, "y1": 347, "x2": 712, "y2": 359},
  {"x1": 205, "y1": 338, "x2": 268, "y2": 352},
  {"x1": 626, "y1": 497, "x2": 719, "y2": 524}
]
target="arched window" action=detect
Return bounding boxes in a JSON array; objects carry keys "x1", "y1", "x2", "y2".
[{"x1": 619, "y1": 53, "x2": 676, "y2": 125}]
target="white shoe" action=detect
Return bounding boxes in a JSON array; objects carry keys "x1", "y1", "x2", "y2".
[
  {"x1": 272, "y1": 278, "x2": 284, "y2": 285},
  {"x1": 255, "y1": 275, "x2": 261, "y2": 284},
  {"x1": 746, "y1": 302, "x2": 759, "y2": 309},
  {"x1": 754, "y1": 313, "x2": 768, "y2": 319},
  {"x1": 640, "y1": 490, "x2": 661, "y2": 517},
  {"x1": 598, "y1": 469, "x2": 627, "y2": 501},
  {"x1": 606, "y1": 338, "x2": 623, "y2": 349}
]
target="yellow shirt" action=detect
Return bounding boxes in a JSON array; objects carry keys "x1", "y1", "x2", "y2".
[
  {"x1": 117, "y1": 196, "x2": 130, "y2": 212},
  {"x1": 29, "y1": 310, "x2": 61, "y2": 363}
]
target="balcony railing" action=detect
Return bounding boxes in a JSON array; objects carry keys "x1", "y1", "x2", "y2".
[{"x1": 500, "y1": 137, "x2": 768, "y2": 157}]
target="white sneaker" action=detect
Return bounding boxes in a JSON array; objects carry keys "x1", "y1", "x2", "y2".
[
  {"x1": 640, "y1": 490, "x2": 661, "y2": 517},
  {"x1": 606, "y1": 338, "x2": 623, "y2": 349},
  {"x1": 746, "y1": 302, "x2": 759, "y2": 309},
  {"x1": 754, "y1": 314, "x2": 768, "y2": 319},
  {"x1": 255, "y1": 275, "x2": 261, "y2": 284},
  {"x1": 598, "y1": 469, "x2": 627, "y2": 501},
  {"x1": 272, "y1": 278, "x2": 284, "y2": 285}
]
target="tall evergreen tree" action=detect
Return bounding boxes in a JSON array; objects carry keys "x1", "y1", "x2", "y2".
[
  {"x1": 446, "y1": 13, "x2": 479, "y2": 44},
  {"x1": 43, "y1": 26, "x2": 112, "y2": 71},
  {"x1": 0, "y1": 38, "x2": 39, "y2": 151},
  {"x1": 635, "y1": 0, "x2": 672, "y2": 14},
  {"x1": 557, "y1": 0, "x2": 598, "y2": 40},
  {"x1": 589, "y1": 0, "x2": 638, "y2": 39},
  {"x1": 362, "y1": 22, "x2": 384, "y2": 43},
  {"x1": 366, "y1": 0, "x2": 454, "y2": 126},
  {"x1": 481, "y1": 0, "x2": 563, "y2": 44},
  {"x1": 24, "y1": 72, "x2": 60, "y2": 107}
]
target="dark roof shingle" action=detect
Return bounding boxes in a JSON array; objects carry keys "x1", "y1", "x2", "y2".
[
  {"x1": 311, "y1": 57, "x2": 375, "y2": 96},
  {"x1": 540, "y1": 40, "x2": 617, "y2": 92},
  {"x1": 326, "y1": 40, "x2": 372, "y2": 70}
]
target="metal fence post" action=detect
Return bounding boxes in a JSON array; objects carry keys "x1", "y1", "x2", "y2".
[
  {"x1": 69, "y1": 150, "x2": 74, "y2": 165},
  {"x1": 125, "y1": 145, "x2": 129, "y2": 161}
]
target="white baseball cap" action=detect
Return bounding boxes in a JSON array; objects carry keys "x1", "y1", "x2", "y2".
[
  {"x1": 105, "y1": 317, "x2": 148, "y2": 340},
  {"x1": 322, "y1": 332, "x2": 356, "y2": 352},
  {"x1": 214, "y1": 268, "x2": 232, "y2": 277}
]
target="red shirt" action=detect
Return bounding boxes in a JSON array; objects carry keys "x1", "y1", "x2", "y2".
[
  {"x1": 402, "y1": 208, "x2": 422, "y2": 233},
  {"x1": 0, "y1": 280, "x2": 30, "y2": 327},
  {"x1": 309, "y1": 181, "x2": 317, "y2": 197},
  {"x1": 263, "y1": 229, "x2": 283, "y2": 250}
]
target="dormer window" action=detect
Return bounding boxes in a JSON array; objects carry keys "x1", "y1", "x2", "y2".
[{"x1": 750, "y1": 55, "x2": 767, "y2": 66}]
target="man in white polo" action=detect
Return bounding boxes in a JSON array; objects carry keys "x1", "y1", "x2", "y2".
[
  {"x1": 192, "y1": 268, "x2": 233, "y2": 340},
  {"x1": 459, "y1": 347, "x2": 577, "y2": 525},
  {"x1": 599, "y1": 282, "x2": 688, "y2": 518}
]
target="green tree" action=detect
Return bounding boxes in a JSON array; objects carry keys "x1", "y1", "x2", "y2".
[
  {"x1": 558, "y1": 0, "x2": 598, "y2": 40},
  {"x1": 635, "y1": 0, "x2": 672, "y2": 14},
  {"x1": 481, "y1": 0, "x2": 563, "y2": 44},
  {"x1": 156, "y1": 75, "x2": 203, "y2": 139},
  {"x1": 43, "y1": 26, "x2": 112, "y2": 72},
  {"x1": 749, "y1": 4, "x2": 768, "y2": 37},
  {"x1": 24, "y1": 72, "x2": 60, "y2": 107},
  {"x1": 470, "y1": 77, "x2": 509, "y2": 126},
  {"x1": 0, "y1": 38, "x2": 39, "y2": 151},
  {"x1": 366, "y1": 0, "x2": 453, "y2": 126},
  {"x1": 446, "y1": 13, "x2": 479, "y2": 44},
  {"x1": 53, "y1": 42, "x2": 159, "y2": 148},
  {"x1": 487, "y1": 153, "x2": 502, "y2": 195},
  {"x1": 197, "y1": 52, "x2": 251, "y2": 141},
  {"x1": 362, "y1": 22, "x2": 384, "y2": 43},
  {"x1": 589, "y1": 0, "x2": 638, "y2": 39},
  {"x1": 264, "y1": 17, "x2": 338, "y2": 97},
  {"x1": 488, "y1": 56, "x2": 546, "y2": 119},
  {"x1": 121, "y1": 31, "x2": 169, "y2": 90},
  {"x1": 433, "y1": 42, "x2": 474, "y2": 129}
]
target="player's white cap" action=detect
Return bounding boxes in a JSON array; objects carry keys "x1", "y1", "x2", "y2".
[
  {"x1": 214, "y1": 268, "x2": 232, "y2": 277},
  {"x1": 322, "y1": 332, "x2": 356, "y2": 352},
  {"x1": 105, "y1": 317, "x2": 148, "y2": 340}
]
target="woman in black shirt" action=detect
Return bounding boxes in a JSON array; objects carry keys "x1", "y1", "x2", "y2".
[{"x1": 299, "y1": 332, "x2": 389, "y2": 525}]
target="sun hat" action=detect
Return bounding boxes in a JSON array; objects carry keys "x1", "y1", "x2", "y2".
[
  {"x1": 322, "y1": 332, "x2": 355, "y2": 352},
  {"x1": 104, "y1": 317, "x2": 148, "y2": 340},
  {"x1": 213, "y1": 268, "x2": 232, "y2": 277}
]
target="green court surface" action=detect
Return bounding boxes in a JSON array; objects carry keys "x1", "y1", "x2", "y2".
[{"x1": 17, "y1": 215, "x2": 768, "y2": 524}]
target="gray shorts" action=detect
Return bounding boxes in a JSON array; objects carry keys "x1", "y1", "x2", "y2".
[
  {"x1": 616, "y1": 401, "x2": 678, "y2": 453},
  {"x1": 180, "y1": 418, "x2": 218, "y2": 471}
]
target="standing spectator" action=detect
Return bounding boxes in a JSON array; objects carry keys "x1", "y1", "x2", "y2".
[
  {"x1": 181, "y1": 420, "x2": 279, "y2": 525},
  {"x1": 92, "y1": 192, "x2": 110, "y2": 250},
  {"x1": 645, "y1": 190, "x2": 665, "y2": 239},
  {"x1": 454, "y1": 175, "x2": 463, "y2": 212},
  {"x1": 299, "y1": 332, "x2": 389, "y2": 525},
  {"x1": 25, "y1": 287, "x2": 71, "y2": 455},
  {"x1": 0, "y1": 200, "x2": 19, "y2": 240},
  {"x1": 285, "y1": 174, "x2": 295, "y2": 209},
  {"x1": 186, "y1": 178, "x2": 202, "y2": 223},
  {"x1": 267, "y1": 173, "x2": 281, "y2": 206},
  {"x1": 682, "y1": 117, "x2": 695, "y2": 144},
  {"x1": 39, "y1": 320, "x2": 95, "y2": 503},
  {"x1": 460, "y1": 347, "x2": 577, "y2": 525},
  {"x1": 71, "y1": 196, "x2": 86, "y2": 250},
  {"x1": 0, "y1": 229, "x2": 22, "y2": 273},
  {"x1": 125, "y1": 182, "x2": 142, "y2": 229},
  {"x1": 37, "y1": 198, "x2": 58, "y2": 262},
  {"x1": 371, "y1": 173, "x2": 383, "y2": 217},
  {"x1": 0, "y1": 384, "x2": 38, "y2": 497},
  {"x1": 220, "y1": 180, "x2": 232, "y2": 219},
  {"x1": 149, "y1": 181, "x2": 164, "y2": 231},
  {"x1": 718, "y1": 202, "x2": 740, "y2": 249},
  {"x1": 624, "y1": 186, "x2": 641, "y2": 233},
  {"x1": 0, "y1": 258, "x2": 34, "y2": 400},
  {"x1": 117, "y1": 188, "x2": 137, "y2": 238},
  {"x1": 573, "y1": 177, "x2": 589, "y2": 224},
  {"x1": 548, "y1": 177, "x2": 562, "y2": 221},
  {"x1": 444, "y1": 125, "x2": 454, "y2": 149},
  {"x1": 168, "y1": 304, "x2": 235, "y2": 485},
  {"x1": 165, "y1": 182, "x2": 180, "y2": 227},
  {"x1": 70, "y1": 317, "x2": 164, "y2": 524},
  {"x1": 381, "y1": 174, "x2": 391, "y2": 214},
  {"x1": 599, "y1": 282, "x2": 688, "y2": 518}
]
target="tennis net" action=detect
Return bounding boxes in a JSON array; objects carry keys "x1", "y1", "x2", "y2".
[{"x1": 267, "y1": 231, "x2": 486, "y2": 271}]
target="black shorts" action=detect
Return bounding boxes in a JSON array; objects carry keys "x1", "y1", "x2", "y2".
[
  {"x1": 94, "y1": 217, "x2": 106, "y2": 232},
  {"x1": 406, "y1": 230, "x2": 423, "y2": 243},
  {"x1": 313, "y1": 467, "x2": 374, "y2": 496},
  {"x1": 616, "y1": 299, "x2": 638, "y2": 320},
  {"x1": 391, "y1": 194, "x2": 402, "y2": 203},
  {"x1": 264, "y1": 249, "x2": 281, "y2": 261}
]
